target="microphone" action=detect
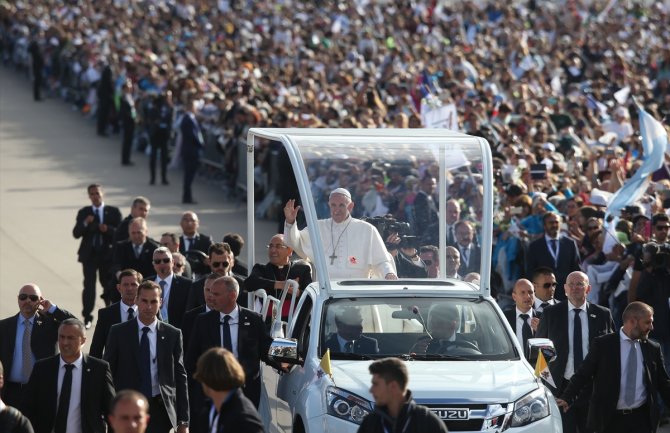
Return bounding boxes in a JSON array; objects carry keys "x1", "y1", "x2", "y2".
[{"x1": 411, "y1": 306, "x2": 432, "y2": 339}]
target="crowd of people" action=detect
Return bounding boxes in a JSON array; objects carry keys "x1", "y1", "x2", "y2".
[{"x1": 2, "y1": 0, "x2": 670, "y2": 432}]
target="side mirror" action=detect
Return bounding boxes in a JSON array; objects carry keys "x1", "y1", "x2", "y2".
[
  {"x1": 526, "y1": 338, "x2": 556, "y2": 365},
  {"x1": 268, "y1": 337, "x2": 300, "y2": 365}
]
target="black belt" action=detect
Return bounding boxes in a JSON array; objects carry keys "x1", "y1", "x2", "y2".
[{"x1": 615, "y1": 403, "x2": 647, "y2": 415}]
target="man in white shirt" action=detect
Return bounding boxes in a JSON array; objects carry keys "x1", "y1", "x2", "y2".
[
  {"x1": 504, "y1": 279, "x2": 540, "y2": 357},
  {"x1": 283, "y1": 188, "x2": 397, "y2": 280},
  {"x1": 531, "y1": 266, "x2": 559, "y2": 313},
  {"x1": 148, "y1": 247, "x2": 191, "y2": 329},
  {"x1": 22, "y1": 319, "x2": 115, "y2": 433}
]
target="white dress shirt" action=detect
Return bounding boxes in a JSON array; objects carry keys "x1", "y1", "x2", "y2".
[
  {"x1": 90, "y1": 204, "x2": 105, "y2": 225},
  {"x1": 514, "y1": 307, "x2": 535, "y2": 347},
  {"x1": 156, "y1": 273, "x2": 174, "y2": 321},
  {"x1": 220, "y1": 306, "x2": 240, "y2": 358},
  {"x1": 120, "y1": 301, "x2": 137, "y2": 322},
  {"x1": 564, "y1": 301, "x2": 589, "y2": 379},
  {"x1": 617, "y1": 328, "x2": 647, "y2": 409},
  {"x1": 533, "y1": 298, "x2": 557, "y2": 313},
  {"x1": 137, "y1": 318, "x2": 160, "y2": 397},
  {"x1": 57, "y1": 353, "x2": 83, "y2": 433}
]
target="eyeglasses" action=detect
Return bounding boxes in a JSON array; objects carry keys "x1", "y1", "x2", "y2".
[
  {"x1": 567, "y1": 282, "x2": 588, "y2": 288},
  {"x1": 541, "y1": 282, "x2": 558, "y2": 289},
  {"x1": 153, "y1": 258, "x2": 171, "y2": 264},
  {"x1": 655, "y1": 225, "x2": 670, "y2": 231},
  {"x1": 266, "y1": 244, "x2": 288, "y2": 249},
  {"x1": 174, "y1": 262, "x2": 185, "y2": 268},
  {"x1": 18, "y1": 294, "x2": 39, "y2": 302},
  {"x1": 211, "y1": 261, "x2": 229, "y2": 268}
]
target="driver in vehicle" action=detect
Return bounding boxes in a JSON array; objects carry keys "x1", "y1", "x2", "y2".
[
  {"x1": 411, "y1": 304, "x2": 479, "y2": 355},
  {"x1": 324, "y1": 307, "x2": 379, "y2": 354}
]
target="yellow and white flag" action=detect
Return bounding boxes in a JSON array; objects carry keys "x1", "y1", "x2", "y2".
[
  {"x1": 534, "y1": 351, "x2": 556, "y2": 389},
  {"x1": 317, "y1": 349, "x2": 333, "y2": 380}
]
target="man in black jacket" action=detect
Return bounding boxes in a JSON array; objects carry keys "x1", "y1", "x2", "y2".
[
  {"x1": 0, "y1": 360, "x2": 34, "y2": 433},
  {"x1": 72, "y1": 184, "x2": 122, "y2": 323},
  {"x1": 358, "y1": 357, "x2": 447, "y2": 433}
]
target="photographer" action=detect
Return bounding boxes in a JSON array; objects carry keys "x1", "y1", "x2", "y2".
[{"x1": 364, "y1": 215, "x2": 427, "y2": 279}]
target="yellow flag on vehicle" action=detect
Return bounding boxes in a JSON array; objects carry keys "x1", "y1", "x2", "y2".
[
  {"x1": 534, "y1": 351, "x2": 556, "y2": 389},
  {"x1": 319, "y1": 349, "x2": 332, "y2": 378}
]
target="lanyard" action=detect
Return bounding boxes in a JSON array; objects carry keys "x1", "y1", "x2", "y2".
[{"x1": 381, "y1": 414, "x2": 412, "y2": 433}]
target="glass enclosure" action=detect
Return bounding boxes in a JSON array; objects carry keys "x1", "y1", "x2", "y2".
[{"x1": 247, "y1": 129, "x2": 492, "y2": 290}]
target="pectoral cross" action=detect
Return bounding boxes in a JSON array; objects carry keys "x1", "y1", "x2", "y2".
[{"x1": 329, "y1": 253, "x2": 337, "y2": 265}]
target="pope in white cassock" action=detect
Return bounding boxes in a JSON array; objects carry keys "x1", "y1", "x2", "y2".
[{"x1": 283, "y1": 188, "x2": 398, "y2": 280}]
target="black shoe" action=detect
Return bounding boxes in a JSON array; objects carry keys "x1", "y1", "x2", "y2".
[
  {"x1": 162, "y1": 179, "x2": 169, "y2": 185},
  {"x1": 98, "y1": 132, "x2": 109, "y2": 137},
  {"x1": 150, "y1": 179, "x2": 155, "y2": 185},
  {"x1": 122, "y1": 161, "x2": 135, "y2": 166},
  {"x1": 182, "y1": 199, "x2": 197, "y2": 204}
]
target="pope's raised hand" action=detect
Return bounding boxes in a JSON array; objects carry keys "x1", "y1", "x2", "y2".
[{"x1": 284, "y1": 199, "x2": 301, "y2": 225}]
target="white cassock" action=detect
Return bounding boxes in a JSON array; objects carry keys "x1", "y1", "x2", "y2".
[{"x1": 284, "y1": 216, "x2": 396, "y2": 279}]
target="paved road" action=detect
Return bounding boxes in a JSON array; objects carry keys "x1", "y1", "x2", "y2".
[{"x1": 0, "y1": 66, "x2": 275, "y2": 323}]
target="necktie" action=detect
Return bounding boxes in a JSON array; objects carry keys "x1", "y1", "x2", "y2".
[
  {"x1": 186, "y1": 238, "x2": 194, "y2": 251},
  {"x1": 344, "y1": 341, "x2": 353, "y2": 353},
  {"x1": 93, "y1": 208, "x2": 101, "y2": 248},
  {"x1": 573, "y1": 309, "x2": 583, "y2": 371},
  {"x1": 54, "y1": 364, "x2": 74, "y2": 433},
  {"x1": 540, "y1": 302, "x2": 550, "y2": 310},
  {"x1": 462, "y1": 247, "x2": 469, "y2": 266},
  {"x1": 624, "y1": 340, "x2": 638, "y2": 407},
  {"x1": 127, "y1": 307, "x2": 135, "y2": 321},
  {"x1": 134, "y1": 244, "x2": 142, "y2": 258},
  {"x1": 21, "y1": 319, "x2": 33, "y2": 382},
  {"x1": 139, "y1": 327, "x2": 152, "y2": 399},
  {"x1": 222, "y1": 315, "x2": 232, "y2": 351},
  {"x1": 550, "y1": 239, "x2": 558, "y2": 264},
  {"x1": 519, "y1": 314, "x2": 533, "y2": 353},
  {"x1": 448, "y1": 226, "x2": 454, "y2": 245},
  {"x1": 159, "y1": 281, "x2": 168, "y2": 322}
]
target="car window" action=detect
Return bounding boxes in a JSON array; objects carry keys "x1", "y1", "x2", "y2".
[
  {"x1": 292, "y1": 296, "x2": 314, "y2": 359},
  {"x1": 319, "y1": 297, "x2": 515, "y2": 361}
]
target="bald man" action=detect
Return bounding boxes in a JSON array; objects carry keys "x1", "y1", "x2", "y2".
[
  {"x1": 503, "y1": 279, "x2": 540, "y2": 358},
  {"x1": 0, "y1": 284, "x2": 75, "y2": 407}
]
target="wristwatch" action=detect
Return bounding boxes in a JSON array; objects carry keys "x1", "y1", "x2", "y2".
[{"x1": 177, "y1": 421, "x2": 189, "y2": 427}]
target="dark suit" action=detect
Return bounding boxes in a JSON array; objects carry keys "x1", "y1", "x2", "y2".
[
  {"x1": 180, "y1": 306, "x2": 206, "y2": 355},
  {"x1": 179, "y1": 234, "x2": 213, "y2": 275},
  {"x1": 119, "y1": 93, "x2": 136, "y2": 165},
  {"x1": 21, "y1": 354, "x2": 115, "y2": 433},
  {"x1": 89, "y1": 302, "x2": 131, "y2": 358},
  {"x1": 0, "y1": 406, "x2": 34, "y2": 433},
  {"x1": 179, "y1": 112, "x2": 205, "y2": 203},
  {"x1": 186, "y1": 307, "x2": 273, "y2": 407},
  {"x1": 456, "y1": 243, "x2": 481, "y2": 276},
  {"x1": 73, "y1": 204, "x2": 122, "y2": 314},
  {"x1": 536, "y1": 301, "x2": 614, "y2": 433},
  {"x1": 525, "y1": 236, "x2": 581, "y2": 300},
  {"x1": 503, "y1": 308, "x2": 537, "y2": 357},
  {"x1": 145, "y1": 274, "x2": 192, "y2": 330},
  {"x1": 112, "y1": 239, "x2": 159, "y2": 281},
  {"x1": 244, "y1": 261, "x2": 312, "y2": 319},
  {"x1": 560, "y1": 333, "x2": 670, "y2": 432},
  {"x1": 233, "y1": 260, "x2": 248, "y2": 277},
  {"x1": 186, "y1": 274, "x2": 246, "y2": 311},
  {"x1": 180, "y1": 305, "x2": 207, "y2": 424},
  {"x1": 324, "y1": 334, "x2": 379, "y2": 354},
  {"x1": 113, "y1": 214, "x2": 133, "y2": 244},
  {"x1": 412, "y1": 190, "x2": 438, "y2": 238},
  {"x1": 104, "y1": 319, "x2": 188, "y2": 431},
  {"x1": 193, "y1": 389, "x2": 264, "y2": 433},
  {"x1": 0, "y1": 309, "x2": 75, "y2": 407}
]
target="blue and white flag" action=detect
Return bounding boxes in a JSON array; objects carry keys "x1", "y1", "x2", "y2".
[{"x1": 606, "y1": 102, "x2": 668, "y2": 217}]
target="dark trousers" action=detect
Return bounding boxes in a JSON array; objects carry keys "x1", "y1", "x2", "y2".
[
  {"x1": 603, "y1": 404, "x2": 652, "y2": 433},
  {"x1": 81, "y1": 252, "x2": 112, "y2": 318},
  {"x1": 147, "y1": 395, "x2": 173, "y2": 433},
  {"x1": 150, "y1": 130, "x2": 170, "y2": 182},
  {"x1": 121, "y1": 123, "x2": 134, "y2": 164},
  {"x1": 182, "y1": 158, "x2": 199, "y2": 202},
  {"x1": 32, "y1": 71, "x2": 42, "y2": 101},
  {"x1": 97, "y1": 99, "x2": 111, "y2": 135},
  {"x1": 243, "y1": 376, "x2": 261, "y2": 408},
  {"x1": 558, "y1": 380, "x2": 592, "y2": 433}
]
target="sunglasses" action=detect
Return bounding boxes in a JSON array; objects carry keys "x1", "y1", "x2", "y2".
[
  {"x1": 211, "y1": 261, "x2": 229, "y2": 268},
  {"x1": 153, "y1": 258, "x2": 171, "y2": 264},
  {"x1": 18, "y1": 294, "x2": 39, "y2": 302},
  {"x1": 541, "y1": 282, "x2": 558, "y2": 289}
]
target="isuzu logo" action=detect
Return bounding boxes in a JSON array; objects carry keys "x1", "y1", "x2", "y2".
[{"x1": 431, "y1": 408, "x2": 470, "y2": 420}]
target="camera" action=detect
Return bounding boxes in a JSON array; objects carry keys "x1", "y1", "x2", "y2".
[{"x1": 362, "y1": 215, "x2": 416, "y2": 249}]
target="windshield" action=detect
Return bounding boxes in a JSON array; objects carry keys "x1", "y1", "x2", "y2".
[
  {"x1": 283, "y1": 132, "x2": 489, "y2": 283},
  {"x1": 319, "y1": 297, "x2": 516, "y2": 361}
]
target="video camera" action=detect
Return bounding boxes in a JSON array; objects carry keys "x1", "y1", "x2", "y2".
[{"x1": 362, "y1": 215, "x2": 418, "y2": 249}]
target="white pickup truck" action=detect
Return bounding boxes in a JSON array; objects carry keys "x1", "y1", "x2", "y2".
[{"x1": 243, "y1": 129, "x2": 562, "y2": 432}]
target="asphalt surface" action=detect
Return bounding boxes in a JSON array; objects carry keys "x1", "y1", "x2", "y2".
[{"x1": 0, "y1": 66, "x2": 275, "y2": 324}]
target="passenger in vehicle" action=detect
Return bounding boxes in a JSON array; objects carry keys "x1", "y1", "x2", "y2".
[
  {"x1": 324, "y1": 308, "x2": 379, "y2": 354},
  {"x1": 410, "y1": 304, "x2": 479, "y2": 355}
]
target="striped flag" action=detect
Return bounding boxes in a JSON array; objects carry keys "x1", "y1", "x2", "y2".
[{"x1": 606, "y1": 101, "x2": 668, "y2": 217}]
